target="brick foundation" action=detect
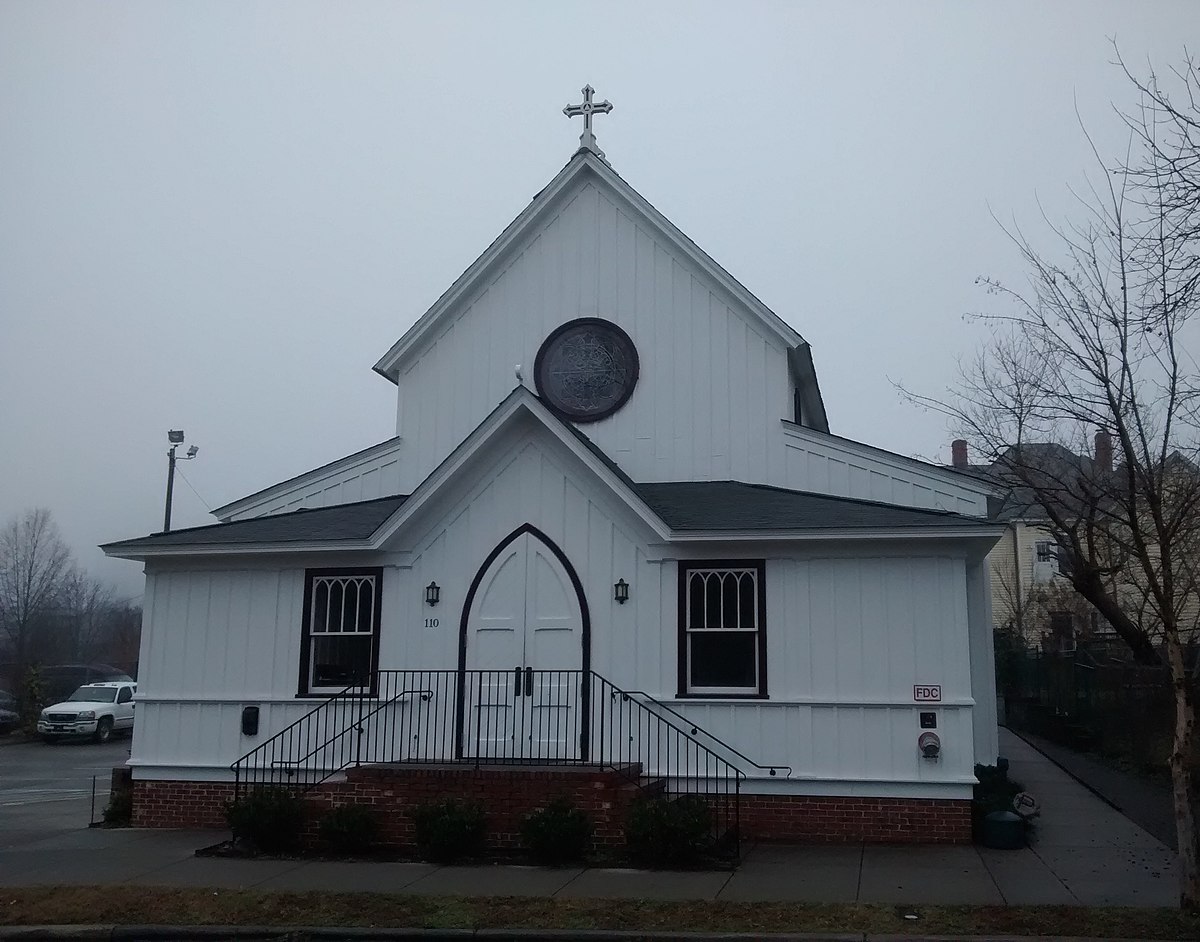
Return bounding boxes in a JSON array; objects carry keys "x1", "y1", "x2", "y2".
[
  {"x1": 133, "y1": 763, "x2": 644, "y2": 850},
  {"x1": 132, "y1": 770, "x2": 971, "y2": 845},
  {"x1": 739, "y1": 794, "x2": 971, "y2": 844}
]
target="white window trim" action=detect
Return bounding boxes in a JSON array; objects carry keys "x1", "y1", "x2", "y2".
[
  {"x1": 679, "y1": 561, "x2": 766, "y2": 698},
  {"x1": 300, "y1": 568, "x2": 383, "y2": 698}
]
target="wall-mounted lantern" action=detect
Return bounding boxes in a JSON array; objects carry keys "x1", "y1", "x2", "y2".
[
  {"x1": 425, "y1": 581, "x2": 441, "y2": 606},
  {"x1": 614, "y1": 578, "x2": 629, "y2": 604}
]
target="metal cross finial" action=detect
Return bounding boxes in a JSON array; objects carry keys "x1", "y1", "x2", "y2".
[{"x1": 563, "y1": 85, "x2": 613, "y2": 158}]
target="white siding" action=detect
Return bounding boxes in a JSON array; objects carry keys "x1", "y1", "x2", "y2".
[
  {"x1": 781, "y1": 425, "x2": 990, "y2": 515},
  {"x1": 221, "y1": 441, "x2": 403, "y2": 522},
  {"x1": 386, "y1": 178, "x2": 989, "y2": 515},
  {"x1": 392, "y1": 181, "x2": 795, "y2": 491},
  {"x1": 134, "y1": 428, "x2": 982, "y2": 795}
]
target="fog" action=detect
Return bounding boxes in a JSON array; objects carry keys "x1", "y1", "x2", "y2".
[{"x1": 1, "y1": 1, "x2": 1194, "y2": 599}]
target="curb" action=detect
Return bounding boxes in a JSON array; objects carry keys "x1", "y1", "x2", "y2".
[
  {"x1": 0, "y1": 929, "x2": 1183, "y2": 942},
  {"x1": 0, "y1": 930, "x2": 859, "y2": 941}
]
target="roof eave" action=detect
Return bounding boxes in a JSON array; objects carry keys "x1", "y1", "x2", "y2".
[
  {"x1": 101, "y1": 538, "x2": 380, "y2": 561},
  {"x1": 664, "y1": 525, "x2": 1008, "y2": 542}
]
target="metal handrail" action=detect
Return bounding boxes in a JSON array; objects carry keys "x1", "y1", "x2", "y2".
[
  {"x1": 265, "y1": 688, "x2": 433, "y2": 778},
  {"x1": 230, "y1": 668, "x2": 755, "y2": 858},
  {"x1": 617, "y1": 687, "x2": 793, "y2": 778}
]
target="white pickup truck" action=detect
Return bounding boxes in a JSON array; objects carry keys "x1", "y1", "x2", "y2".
[{"x1": 37, "y1": 681, "x2": 137, "y2": 743}]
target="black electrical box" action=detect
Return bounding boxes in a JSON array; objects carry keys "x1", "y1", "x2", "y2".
[
  {"x1": 241, "y1": 705, "x2": 260, "y2": 736},
  {"x1": 919, "y1": 711, "x2": 937, "y2": 729}
]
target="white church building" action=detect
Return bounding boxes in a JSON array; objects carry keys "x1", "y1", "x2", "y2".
[{"x1": 105, "y1": 88, "x2": 1003, "y2": 848}]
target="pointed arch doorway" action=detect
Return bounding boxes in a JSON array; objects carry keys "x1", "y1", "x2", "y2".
[{"x1": 457, "y1": 525, "x2": 590, "y2": 761}]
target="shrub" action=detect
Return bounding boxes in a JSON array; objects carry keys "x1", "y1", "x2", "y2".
[
  {"x1": 103, "y1": 789, "x2": 132, "y2": 827},
  {"x1": 224, "y1": 787, "x2": 305, "y2": 854},
  {"x1": 626, "y1": 794, "x2": 712, "y2": 868},
  {"x1": 520, "y1": 798, "x2": 593, "y2": 865},
  {"x1": 318, "y1": 803, "x2": 380, "y2": 855},
  {"x1": 410, "y1": 798, "x2": 486, "y2": 863}
]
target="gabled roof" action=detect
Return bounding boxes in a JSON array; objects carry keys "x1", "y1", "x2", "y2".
[
  {"x1": 103, "y1": 389, "x2": 1001, "y2": 560},
  {"x1": 103, "y1": 387, "x2": 670, "y2": 559},
  {"x1": 372, "y1": 151, "x2": 815, "y2": 399}
]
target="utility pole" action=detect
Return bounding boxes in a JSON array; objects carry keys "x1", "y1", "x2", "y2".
[{"x1": 163, "y1": 429, "x2": 198, "y2": 533}]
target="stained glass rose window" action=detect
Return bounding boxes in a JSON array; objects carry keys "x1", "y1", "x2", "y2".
[{"x1": 534, "y1": 318, "x2": 639, "y2": 422}]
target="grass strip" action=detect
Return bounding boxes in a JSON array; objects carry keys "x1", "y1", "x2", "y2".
[{"x1": 0, "y1": 887, "x2": 1198, "y2": 938}]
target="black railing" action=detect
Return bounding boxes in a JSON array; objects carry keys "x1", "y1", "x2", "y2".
[
  {"x1": 615, "y1": 687, "x2": 793, "y2": 779},
  {"x1": 231, "y1": 669, "x2": 745, "y2": 856}
]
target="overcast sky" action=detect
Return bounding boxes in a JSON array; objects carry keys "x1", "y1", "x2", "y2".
[{"x1": 1, "y1": 0, "x2": 1195, "y2": 600}]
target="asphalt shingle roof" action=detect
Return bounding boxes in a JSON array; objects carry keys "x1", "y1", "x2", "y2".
[
  {"x1": 101, "y1": 494, "x2": 409, "y2": 551},
  {"x1": 634, "y1": 481, "x2": 993, "y2": 531},
  {"x1": 103, "y1": 479, "x2": 992, "y2": 554}
]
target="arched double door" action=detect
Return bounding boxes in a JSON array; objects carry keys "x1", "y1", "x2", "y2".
[{"x1": 458, "y1": 527, "x2": 589, "y2": 761}]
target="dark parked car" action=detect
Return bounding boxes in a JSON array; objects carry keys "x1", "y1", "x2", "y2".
[
  {"x1": 0, "y1": 688, "x2": 18, "y2": 735},
  {"x1": 39, "y1": 665, "x2": 134, "y2": 705}
]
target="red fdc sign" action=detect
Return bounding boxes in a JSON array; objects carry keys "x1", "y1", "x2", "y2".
[{"x1": 913, "y1": 685, "x2": 942, "y2": 702}]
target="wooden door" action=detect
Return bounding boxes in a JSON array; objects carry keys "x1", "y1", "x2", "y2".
[{"x1": 461, "y1": 531, "x2": 584, "y2": 759}]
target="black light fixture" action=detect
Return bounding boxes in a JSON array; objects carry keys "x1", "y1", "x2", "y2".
[
  {"x1": 614, "y1": 578, "x2": 629, "y2": 604},
  {"x1": 425, "y1": 581, "x2": 440, "y2": 606}
]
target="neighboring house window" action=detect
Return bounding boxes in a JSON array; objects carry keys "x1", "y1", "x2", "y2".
[
  {"x1": 678, "y1": 561, "x2": 767, "y2": 697},
  {"x1": 299, "y1": 568, "x2": 383, "y2": 696},
  {"x1": 1035, "y1": 541, "x2": 1058, "y2": 566}
]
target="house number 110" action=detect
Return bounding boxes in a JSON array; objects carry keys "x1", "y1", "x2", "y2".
[{"x1": 424, "y1": 617, "x2": 440, "y2": 629}]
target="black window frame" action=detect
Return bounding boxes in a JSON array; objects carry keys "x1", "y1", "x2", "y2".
[
  {"x1": 298, "y1": 566, "x2": 383, "y2": 698},
  {"x1": 676, "y1": 559, "x2": 768, "y2": 699}
]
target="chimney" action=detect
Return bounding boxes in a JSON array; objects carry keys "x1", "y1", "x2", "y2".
[
  {"x1": 951, "y1": 439, "x2": 969, "y2": 469},
  {"x1": 1094, "y1": 430, "x2": 1113, "y2": 473}
]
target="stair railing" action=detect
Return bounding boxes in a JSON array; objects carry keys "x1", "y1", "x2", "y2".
[
  {"x1": 612, "y1": 687, "x2": 793, "y2": 779},
  {"x1": 231, "y1": 668, "x2": 756, "y2": 858}
]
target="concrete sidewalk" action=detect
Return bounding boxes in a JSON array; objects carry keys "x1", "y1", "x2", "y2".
[{"x1": 0, "y1": 729, "x2": 1180, "y2": 907}]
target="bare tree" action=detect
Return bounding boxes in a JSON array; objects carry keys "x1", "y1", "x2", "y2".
[
  {"x1": 58, "y1": 572, "x2": 114, "y2": 663},
  {"x1": 0, "y1": 509, "x2": 73, "y2": 676},
  {"x1": 906, "y1": 57, "x2": 1200, "y2": 908}
]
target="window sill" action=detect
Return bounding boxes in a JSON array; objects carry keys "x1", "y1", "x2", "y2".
[{"x1": 675, "y1": 692, "x2": 769, "y2": 701}]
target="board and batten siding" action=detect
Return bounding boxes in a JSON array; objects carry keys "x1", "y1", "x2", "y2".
[
  {"x1": 222, "y1": 441, "x2": 403, "y2": 522},
  {"x1": 392, "y1": 180, "x2": 797, "y2": 491},
  {"x1": 132, "y1": 429, "x2": 984, "y2": 795},
  {"x1": 212, "y1": 166, "x2": 991, "y2": 523}
]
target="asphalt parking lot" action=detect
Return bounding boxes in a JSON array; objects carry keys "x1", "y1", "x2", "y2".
[{"x1": 0, "y1": 737, "x2": 131, "y2": 846}]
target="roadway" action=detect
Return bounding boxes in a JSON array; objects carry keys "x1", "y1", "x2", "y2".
[{"x1": 0, "y1": 737, "x2": 131, "y2": 848}]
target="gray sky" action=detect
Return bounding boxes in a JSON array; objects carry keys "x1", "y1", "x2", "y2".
[{"x1": 1, "y1": 0, "x2": 1195, "y2": 600}]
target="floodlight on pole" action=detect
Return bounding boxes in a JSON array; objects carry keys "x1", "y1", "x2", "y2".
[{"x1": 163, "y1": 429, "x2": 200, "y2": 533}]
